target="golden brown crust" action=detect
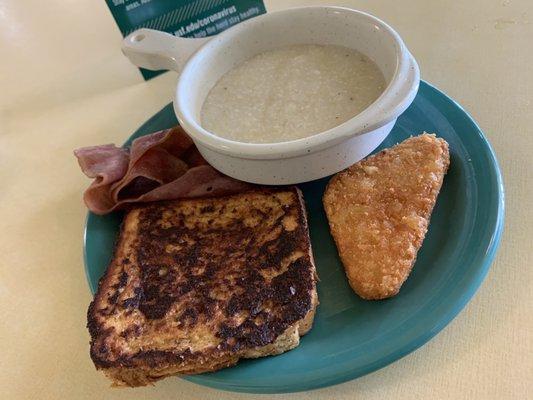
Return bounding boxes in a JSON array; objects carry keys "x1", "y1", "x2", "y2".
[
  {"x1": 87, "y1": 187, "x2": 318, "y2": 386},
  {"x1": 323, "y1": 133, "x2": 450, "y2": 300}
]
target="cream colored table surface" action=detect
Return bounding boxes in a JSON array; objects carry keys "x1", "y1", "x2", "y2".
[{"x1": 1, "y1": 0, "x2": 531, "y2": 399}]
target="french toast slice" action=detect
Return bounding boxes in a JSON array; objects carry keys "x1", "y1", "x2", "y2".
[
  {"x1": 88, "y1": 187, "x2": 318, "y2": 386},
  {"x1": 323, "y1": 133, "x2": 450, "y2": 300}
]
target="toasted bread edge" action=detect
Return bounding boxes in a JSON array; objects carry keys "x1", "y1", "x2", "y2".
[{"x1": 88, "y1": 188, "x2": 318, "y2": 387}]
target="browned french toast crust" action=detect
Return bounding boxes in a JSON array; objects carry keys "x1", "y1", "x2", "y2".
[{"x1": 87, "y1": 187, "x2": 318, "y2": 386}]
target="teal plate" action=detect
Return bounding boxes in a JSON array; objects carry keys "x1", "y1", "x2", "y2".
[{"x1": 84, "y1": 81, "x2": 504, "y2": 393}]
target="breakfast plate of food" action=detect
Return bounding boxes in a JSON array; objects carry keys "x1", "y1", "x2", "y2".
[{"x1": 78, "y1": 6, "x2": 504, "y2": 394}]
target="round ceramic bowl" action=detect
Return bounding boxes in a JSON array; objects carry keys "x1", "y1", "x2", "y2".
[{"x1": 122, "y1": 6, "x2": 420, "y2": 184}]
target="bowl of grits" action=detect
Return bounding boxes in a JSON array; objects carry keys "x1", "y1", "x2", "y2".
[{"x1": 122, "y1": 6, "x2": 420, "y2": 184}]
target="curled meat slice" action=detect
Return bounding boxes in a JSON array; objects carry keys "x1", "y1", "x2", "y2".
[{"x1": 74, "y1": 126, "x2": 252, "y2": 214}]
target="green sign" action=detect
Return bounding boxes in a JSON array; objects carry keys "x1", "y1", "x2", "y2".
[{"x1": 106, "y1": 0, "x2": 266, "y2": 80}]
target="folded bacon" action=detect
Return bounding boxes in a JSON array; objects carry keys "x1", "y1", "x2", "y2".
[{"x1": 74, "y1": 126, "x2": 252, "y2": 214}]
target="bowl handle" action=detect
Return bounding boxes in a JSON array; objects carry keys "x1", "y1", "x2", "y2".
[{"x1": 121, "y1": 29, "x2": 210, "y2": 73}]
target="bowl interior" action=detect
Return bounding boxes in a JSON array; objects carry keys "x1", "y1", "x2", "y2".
[{"x1": 177, "y1": 7, "x2": 401, "y2": 131}]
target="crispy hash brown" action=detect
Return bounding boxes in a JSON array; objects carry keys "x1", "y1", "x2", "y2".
[
  {"x1": 88, "y1": 187, "x2": 318, "y2": 386},
  {"x1": 323, "y1": 133, "x2": 450, "y2": 300}
]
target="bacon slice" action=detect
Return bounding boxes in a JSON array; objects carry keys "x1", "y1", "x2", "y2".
[{"x1": 74, "y1": 126, "x2": 252, "y2": 214}]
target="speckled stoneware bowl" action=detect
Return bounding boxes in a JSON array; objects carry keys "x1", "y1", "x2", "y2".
[{"x1": 122, "y1": 6, "x2": 420, "y2": 184}]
